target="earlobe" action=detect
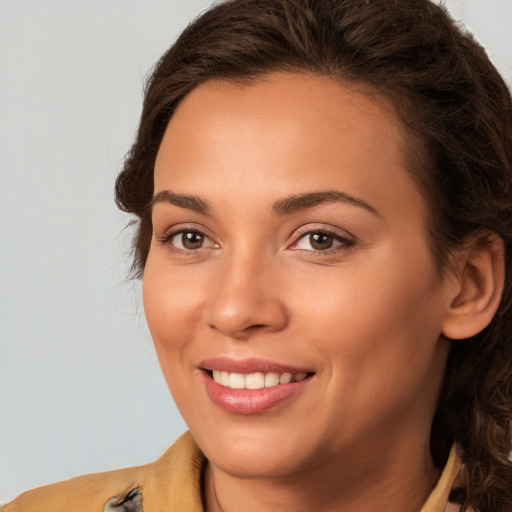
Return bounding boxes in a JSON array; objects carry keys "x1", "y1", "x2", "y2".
[{"x1": 442, "y1": 232, "x2": 505, "y2": 340}]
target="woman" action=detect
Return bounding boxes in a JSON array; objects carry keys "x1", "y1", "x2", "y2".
[{"x1": 5, "y1": 0, "x2": 512, "y2": 511}]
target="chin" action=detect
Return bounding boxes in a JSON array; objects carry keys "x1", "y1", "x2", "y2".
[
  {"x1": 191, "y1": 420, "x2": 316, "y2": 479},
  {"x1": 208, "y1": 445, "x2": 309, "y2": 480}
]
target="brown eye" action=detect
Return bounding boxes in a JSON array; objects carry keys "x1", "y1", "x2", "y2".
[
  {"x1": 163, "y1": 230, "x2": 214, "y2": 251},
  {"x1": 178, "y1": 231, "x2": 204, "y2": 250},
  {"x1": 309, "y1": 233, "x2": 334, "y2": 250},
  {"x1": 158, "y1": 228, "x2": 218, "y2": 252},
  {"x1": 292, "y1": 229, "x2": 355, "y2": 253}
]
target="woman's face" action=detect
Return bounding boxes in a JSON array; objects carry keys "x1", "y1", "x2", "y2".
[{"x1": 144, "y1": 73, "x2": 455, "y2": 479}]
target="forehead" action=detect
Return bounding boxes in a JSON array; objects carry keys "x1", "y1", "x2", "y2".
[
  {"x1": 163, "y1": 73, "x2": 404, "y2": 153},
  {"x1": 154, "y1": 72, "x2": 425, "y2": 222}
]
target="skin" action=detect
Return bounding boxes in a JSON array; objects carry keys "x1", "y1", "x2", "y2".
[{"x1": 143, "y1": 73, "x2": 462, "y2": 512}]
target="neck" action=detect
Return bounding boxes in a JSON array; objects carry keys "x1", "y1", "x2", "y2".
[{"x1": 204, "y1": 435, "x2": 441, "y2": 512}]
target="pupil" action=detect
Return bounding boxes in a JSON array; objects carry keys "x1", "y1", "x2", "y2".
[
  {"x1": 183, "y1": 232, "x2": 203, "y2": 249},
  {"x1": 310, "y1": 233, "x2": 333, "y2": 250}
]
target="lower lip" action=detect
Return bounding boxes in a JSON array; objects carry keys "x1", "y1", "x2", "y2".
[{"x1": 202, "y1": 372, "x2": 311, "y2": 415}]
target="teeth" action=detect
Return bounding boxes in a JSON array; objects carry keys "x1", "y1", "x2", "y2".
[
  {"x1": 264, "y1": 372, "x2": 280, "y2": 387},
  {"x1": 220, "y1": 371, "x2": 230, "y2": 386},
  {"x1": 279, "y1": 373, "x2": 292, "y2": 384},
  {"x1": 211, "y1": 370, "x2": 309, "y2": 389},
  {"x1": 229, "y1": 373, "x2": 246, "y2": 389},
  {"x1": 245, "y1": 372, "x2": 265, "y2": 389}
]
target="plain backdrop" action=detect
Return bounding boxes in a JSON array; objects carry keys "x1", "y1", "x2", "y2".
[{"x1": 1, "y1": 0, "x2": 512, "y2": 504}]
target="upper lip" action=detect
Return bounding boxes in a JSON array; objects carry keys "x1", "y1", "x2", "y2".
[{"x1": 199, "y1": 357, "x2": 314, "y2": 375}]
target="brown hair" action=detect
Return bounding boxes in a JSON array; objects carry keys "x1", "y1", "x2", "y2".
[{"x1": 115, "y1": 1, "x2": 512, "y2": 510}]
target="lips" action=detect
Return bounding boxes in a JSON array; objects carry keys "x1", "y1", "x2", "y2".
[{"x1": 199, "y1": 357, "x2": 314, "y2": 414}]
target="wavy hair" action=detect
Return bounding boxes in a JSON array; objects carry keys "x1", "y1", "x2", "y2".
[{"x1": 115, "y1": 1, "x2": 512, "y2": 510}]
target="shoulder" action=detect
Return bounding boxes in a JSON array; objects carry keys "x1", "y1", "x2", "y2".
[
  {"x1": 2, "y1": 465, "x2": 142, "y2": 512},
  {"x1": 2, "y1": 432, "x2": 205, "y2": 512}
]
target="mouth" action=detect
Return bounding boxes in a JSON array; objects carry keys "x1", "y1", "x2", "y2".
[
  {"x1": 198, "y1": 358, "x2": 315, "y2": 414},
  {"x1": 205, "y1": 369, "x2": 312, "y2": 389}
]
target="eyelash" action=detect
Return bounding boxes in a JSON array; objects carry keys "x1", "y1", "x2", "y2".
[
  {"x1": 156, "y1": 228, "x2": 217, "y2": 252},
  {"x1": 290, "y1": 227, "x2": 356, "y2": 255},
  {"x1": 156, "y1": 227, "x2": 356, "y2": 255}
]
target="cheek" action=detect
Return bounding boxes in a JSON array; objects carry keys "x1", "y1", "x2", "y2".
[
  {"x1": 299, "y1": 267, "x2": 446, "y2": 436},
  {"x1": 142, "y1": 267, "x2": 208, "y2": 423},
  {"x1": 142, "y1": 259, "x2": 206, "y2": 370},
  {"x1": 297, "y1": 249, "x2": 445, "y2": 377}
]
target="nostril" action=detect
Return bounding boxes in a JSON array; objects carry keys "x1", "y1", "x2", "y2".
[{"x1": 204, "y1": 295, "x2": 288, "y2": 338}]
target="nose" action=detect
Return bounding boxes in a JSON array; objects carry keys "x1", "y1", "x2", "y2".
[{"x1": 202, "y1": 254, "x2": 288, "y2": 340}]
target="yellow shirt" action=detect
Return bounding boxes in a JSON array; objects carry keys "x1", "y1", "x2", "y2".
[{"x1": 3, "y1": 432, "x2": 462, "y2": 512}]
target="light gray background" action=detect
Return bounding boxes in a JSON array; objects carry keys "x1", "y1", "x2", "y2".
[{"x1": 1, "y1": 0, "x2": 511, "y2": 503}]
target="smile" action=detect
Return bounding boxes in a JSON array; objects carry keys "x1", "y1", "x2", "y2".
[
  {"x1": 199, "y1": 358, "x2": 315, "y2": 414},
  {"x1": 212, "y1": 370, "x2": 308, "y2": 389}
]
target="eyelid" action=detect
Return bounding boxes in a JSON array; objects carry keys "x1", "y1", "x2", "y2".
[
  {"x1": 155, "y1": 224, "x2": 219, "y2": 251},
  {"x1": 288, "y1": 225, "x2": 356, "y2": 252},
  {"x1": 154, "y1": 222, "x2": 355, "y2": 255}
]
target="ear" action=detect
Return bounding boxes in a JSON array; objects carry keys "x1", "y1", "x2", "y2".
[{"x1": 442, "y1": 232, "x2": 505, "y2": 340}]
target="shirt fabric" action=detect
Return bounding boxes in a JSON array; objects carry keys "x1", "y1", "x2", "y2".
[{"x1": 3, "y1": 432, "x2": 463, "y2": 512}]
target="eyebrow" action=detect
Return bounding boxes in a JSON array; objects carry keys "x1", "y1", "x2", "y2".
[
  {"x1": 272, "y1": 190, "x2": 382, "y2": 217},
  {"x1": 150, "y1": 189, "x2": 381, "y2": 218},
  {"x1": 151, "y1": 190, "x2": 211, "y2": 215}
]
